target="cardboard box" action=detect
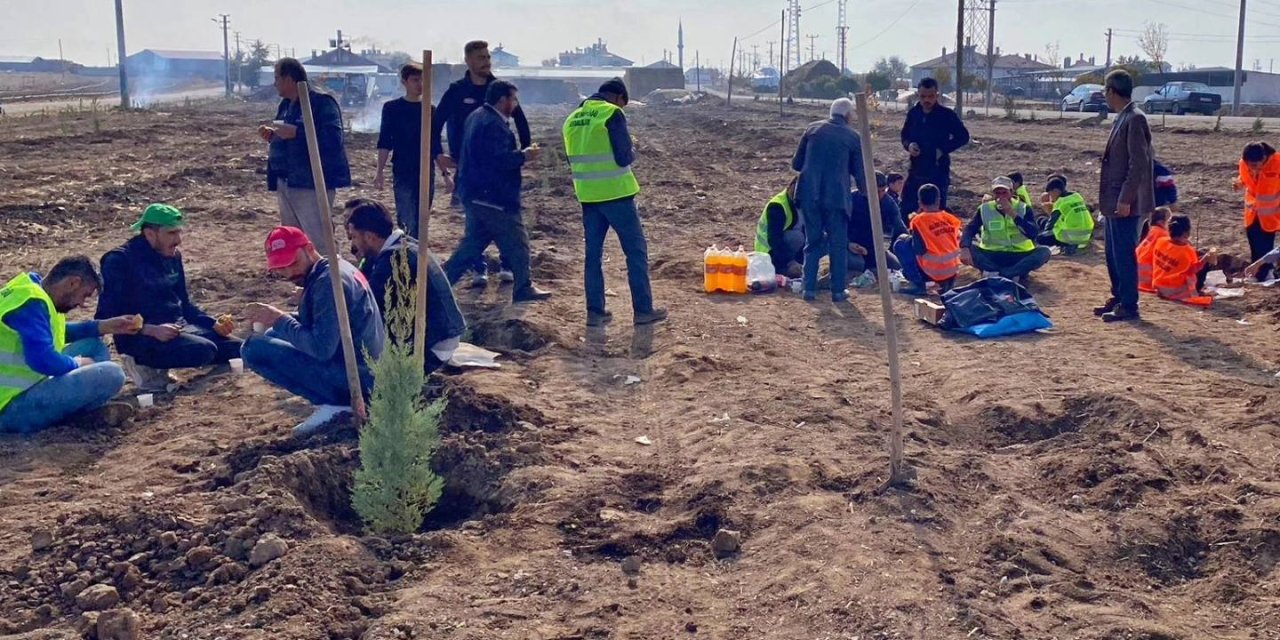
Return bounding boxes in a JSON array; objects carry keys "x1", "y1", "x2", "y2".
[{"x1": 913, "y1": 298, "x2": 946, "y2": 326}]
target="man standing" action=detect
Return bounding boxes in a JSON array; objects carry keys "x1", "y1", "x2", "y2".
[
  {"x1": 434, "y1": 40, "x2": 527, "y2": 286},
  {"x1": 563, "y1": 78, "x2": 666, "y2": 327},
  {"x1": 791, "y1": 97, "x2": 866, "y2": 302},
  {"x1": 344, "y1": 198, "x2": 467, "y2": 374},
  {"x1": 1094, "y1": 69, "x2": 1154, "y2": 323},
  {"x1": 97, "y1": 204, "x2": 242, "y2": 392},
  {"x1": 444, "y1": 80, "x2": 551, "y2": 304},
  {"x1": 243, "y1": 227, "x2": 386, "y2": 437},
  {"x1": 374, "y1": 63, "x2": 445, "y2": 239},
  {"x1": 0, "y1": 257, "x2": 140, "y2": 434},
  {"x1": 961, "y1": 176, "x2": 1052, "y2": 286},
  {"x1": 900, "y1": 77, "x2": 970, "y2": 216},
  {"x1": 258, "y1": 58, "x2": 351, "y2": 256}
]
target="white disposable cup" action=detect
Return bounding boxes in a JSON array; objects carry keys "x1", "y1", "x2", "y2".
[
  {"x1": 252, "y1": 322, "x2": 266, "y2": 334},
  {"x1": 137, "y1": 394, "x2": 154, "y2": 408},
  {"x1": 229, "y1": 358, "x2": 244, "y2": 374}
]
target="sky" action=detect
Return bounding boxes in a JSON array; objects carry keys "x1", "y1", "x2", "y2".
[{"x1": 5, "y1": 0, "x2": 1280, "y2": 74}]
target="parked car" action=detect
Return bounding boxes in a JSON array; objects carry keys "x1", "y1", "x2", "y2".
[
  {"x1": 1061, "y1": 84, "x2": 1109, "y2": 113},
  {"x1": 1142, "y1": 82, "x2": 1222, "y2": 115}
]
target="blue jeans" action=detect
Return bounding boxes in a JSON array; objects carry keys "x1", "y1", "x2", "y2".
[
  {"x1": 1105, "y1": 215, "x2": 1141, "y2": 311},
  {"x1": 801, "y1": 204, "x2": 849, "y2": 296},
  {"x1": 892, "y1": 237, "x2": 927, "y2": 286},
  {"x1": 393, "y1": 173, "x2": 434, "y2": 239},
  {"x1": 241, "y1": 334, "x2": 369, "y2": 407},
  {"x1": 583, "y1": 198, "x2": 655, "y2": 315},
  {"x1": 0, "y1": 339, "x2": 126, "y2": 434}
]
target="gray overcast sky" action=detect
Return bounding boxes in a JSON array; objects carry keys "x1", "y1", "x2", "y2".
[{"x1": 5, "y1": 0, "x2": 1280, "y2": 73}]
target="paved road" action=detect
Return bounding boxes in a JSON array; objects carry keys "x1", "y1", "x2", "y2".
[{"x1": 2, "y1": 86, "x2": 227, "y2": 117}]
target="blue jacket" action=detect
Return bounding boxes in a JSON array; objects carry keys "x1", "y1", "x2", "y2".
[
  {"x1": 267, "y1": 89, "x2": 352, "y2": 191},
  {"x1": 458, "y1": 104, "x2": 526, "y2": 209},
  {"x1": 849, "y1": 192, "x2": 909, "y2": 251},
  {"x1": 271, "y1": 258, "x2": 385, "y2": 393},
  {"x1": 360, "y1": 231, "x2": 466, "y2": 349},
  {"x1": 96, "y1": 235, "x2": 214, "y2": 356},
  {"x1": 2, "y1": 273, "x2": 99, "y2": 377},
  {"x1": 900, "y1": 103, "x2": 970, "y2": 180},
  {"x1": 792, "y1": 116, "x2": 867, "y2": 214},
  {"x1": 433, "y1": 71, "x2": 532, "y2": 160}
]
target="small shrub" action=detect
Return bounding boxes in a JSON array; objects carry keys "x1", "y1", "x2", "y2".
[
  {"x1": 1003, "y1": 95, "x2": 1018, "y2": 120},
  {"x1": 1253, "y1": 117, "x2": 1266, "y2": 135},
  {"x1": 1214, "y1": 113, "x2": 1223, "y2": 132},
  {"x1": 352, "y1": 251, "x2": 446, "y2": 535}
]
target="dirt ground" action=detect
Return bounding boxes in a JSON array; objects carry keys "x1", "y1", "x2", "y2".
[{"x1": 2, "y1": 96, "x2": 1280, "y2": 640}]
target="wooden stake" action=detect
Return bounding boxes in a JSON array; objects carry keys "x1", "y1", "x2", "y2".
[
  {"x1": 726, "y1": 37, "x2": 737, "y2": 107},
  {"x1": 853, "y1": 94, "x2": 911, "y2": 490},
  {"x1": 414, "y1": 50, "x2": 434, "y2": 367},
  {"x1": 297, "y1": 81, "x2": 367, "y2": 423}
]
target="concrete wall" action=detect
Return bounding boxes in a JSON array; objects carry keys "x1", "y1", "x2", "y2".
[{"x1": 624, "y1": 67, "x2": 685, "y2": 100}]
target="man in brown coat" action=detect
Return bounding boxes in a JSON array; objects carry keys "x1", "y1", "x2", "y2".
[{"x1": 1094, "y1": 69, "x2": 1155, "y2": 323}]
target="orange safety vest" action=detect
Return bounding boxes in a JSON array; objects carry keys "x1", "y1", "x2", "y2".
[
  {"x1": 1151, "y1": 237, "x2": 1213, "y2": 307},
  {"x1": 1137, "y1": 225, "x2": 1169, "y2": 293},
  {"x1": 1241, "y1": 154, "x2": 1280, "y2": 233},
  {"x1": 909, "y1": 210, "x2": 963, "y2": 281}
]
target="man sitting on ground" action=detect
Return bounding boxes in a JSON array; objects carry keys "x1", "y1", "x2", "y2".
[
  {"x1": 97, "y1": 204, "x2": 242, "y2": 392},
  {"x1": 1009, "y1": 172, "x2": 1034, "y2": 208},
  {"x1": 893, "y1": 184, "x2": 962, "y2": 295},
  {"x1": 1137, "y1": 206, "x2": 1172, "y2": 293},
  {"x1": 1034, "y1": 174, "x2": 1095, "y2": 254},
  {"x1": 345, "y1": 198, "x2": 467, "y2": 374},
  {"x1": 961, "y1": 176, "x2": 1051, "y2": 286},
  {"x1": 0, "y1": 257, "x2": 141, "y2": 434},
  {"x1": 242, "y1": 227, "x2": 386, "y2": 436},
  {"x1": 847, "y1": 172, "x2": 907, "y2": 280},
  {"x1": 754, "y1": 176, "x2": 805, "y2": 278},
  {"x1": 1152, "y1": 215, "x2": 1215, "y2": 307},
  {"x1": 886, "y1": 172, "x2": 906, "y2": 209}
]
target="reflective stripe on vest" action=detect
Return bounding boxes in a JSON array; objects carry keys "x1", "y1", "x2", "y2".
[
  {"x1": 0, "y1": 273, "x2": 65, "y2": 412},
  {"x1": 1052, "y1": 192, "x2": 1095, "y2": 247},
  {"x1": 976, "y1": 202, "x2": 1036, "y2": 253},
  {"x1": 562, "y1": 100, "x2": 641, "y2": 204},
  {"x1": 1242, "y1": 155, "x2": 1280, "y2": 232},
  {"x1": 754, "y1": 191, "x2": 796, "y2": 253},
  {"x1": 918, "y1": 250, "x2": 961, "y2": 279}
]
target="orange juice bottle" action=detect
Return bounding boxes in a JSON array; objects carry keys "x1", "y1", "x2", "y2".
[
  {"x1": 713, "y1": 247, "x2": 732, "y2": 292},
  {"x1": 733, "y1": 246, "x2": 749, "y2": 293},
  {"x1": 703, "y1": 245, "x2": 718, "y2": 293}
]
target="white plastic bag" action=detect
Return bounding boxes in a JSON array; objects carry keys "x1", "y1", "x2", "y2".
[{"x1": 746, "y1": 252, "x2": 776, "y2": 287}]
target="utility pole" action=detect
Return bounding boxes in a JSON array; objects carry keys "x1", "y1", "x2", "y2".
[
  {"x1": 752, "y1": 44, "x2": 760, "y2": 73},
  {"x1": 806, "y1": 34, "x2": 818, "y2": 62},
  {"x1": 985, "y1": 0, "x2": 995, "y2": 110},
  {"x1": 695, "y1": 50, "x2": 700, "y2": 91},
  {"x1": 1232, "y1": 0, "x2": 1246, "y2": 116},
  {"x1": 214, "y1": 14, "x2": 231, "y2": 98},
  {"x1": 1105, "y1": 28, "x2": 1113, "y2": 67},
  {"x1": 779, "y1": 8, "x2": 786, "y2": 113},
  {"x1": 837, "y1": 0, "x2": 849, "y2": 75},
  {"x1": 114, "y1": 0, "x2": 129, "y2": 109},
  {"x1": 767, "y1": 41, "x2": 775, "y2": 70},
  {"x1": 58, "y1": 39, "x2": 66, "y2": 77},
  {"x1": 955, "y1": 0, "x2": 965, "y2": 118},
  {"x1": 234, "y1": 31, "x2": 243, "y2": 94}
]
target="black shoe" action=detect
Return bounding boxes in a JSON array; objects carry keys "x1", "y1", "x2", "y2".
[
  {"x1": 832, "y1": 289, "x2": 852, "y2": 303},
  {"x1": 586, "y1": 310, "x2": 614, "y2": 327},
  {"x1": 512, "y1": 286, "x2": 552, "y2": 303},
  {"x1": 1101, "y1": 306, "x2": 1140, "y2": 323},
  {"x1": 1092, "y1": 297, "x2": 1119, "y2": 317},
  {"x1": 634, "y1": 308, "x2": 668, "y2": 325}
]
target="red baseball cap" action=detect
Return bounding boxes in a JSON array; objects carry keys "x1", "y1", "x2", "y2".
[{"x1": 264, "y1": 226, "x2": 312, "y2": 270}]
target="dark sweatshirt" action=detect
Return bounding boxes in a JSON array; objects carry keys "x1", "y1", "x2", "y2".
[
  {"x1": 376, "y1": 98, "x2": 444, "y2": 183},
  {"x1": 360, "y1": 230, "x2": 466, "y2": 348},
  {"x1": 434, "y1": 71, "x2": 531, "y2": 160},
  {"x1": 849, "y1": 191, "x2": 909, "y2": 250},
  {"x1": 900, "y1": 102, "x2": 970, "y2": 181},
  {"x1": 97, "y1": 236, "x2": 214, "y2": 357}
]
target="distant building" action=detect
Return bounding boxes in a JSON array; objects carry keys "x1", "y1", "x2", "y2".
[
  {"x1": 909, "y1": 46, "x2": 1054, "y2": 86},
  {"x1": 558, "y1": 39, "x2": 632, "y2": 67},
  {"x1": 126, "y1": 50, "x2": 225, "y2": 79},
  {"x1": 303, "y1": 46, "x2": 393, "y2": 74},
  {"x1": 645, "y1": 59, "x2": 679, "y2": 70},
  {"x1": 491, "y1": 44, "x2": 519, "y2": 68},
  {"x1": 0, "y1": 55, "x2": 79, "y2": 73}
]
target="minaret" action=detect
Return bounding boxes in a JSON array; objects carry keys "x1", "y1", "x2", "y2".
[{"x1": 678, "y1": 20, "x2": 685, "y2": 71}]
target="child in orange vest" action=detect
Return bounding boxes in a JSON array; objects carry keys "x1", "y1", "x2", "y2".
[
  {"x1": 1152, "y1": 215, "x2": 1214, "y2": 307},
  {"x1": 893, "y1": 183, "x2": 962, "y2": 295},
  {"x1": 1137, "y1": 207, "x2": 1172, "y2": 294}
]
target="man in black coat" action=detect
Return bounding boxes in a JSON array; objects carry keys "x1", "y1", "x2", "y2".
[{"x1": 900, "y1": 77, "x2": 970, "y2": 216}]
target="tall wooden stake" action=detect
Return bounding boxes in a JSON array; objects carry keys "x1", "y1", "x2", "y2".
[
  {"x1": 297, "y1": 82, "x2": 366, "y2": 422},
  {"x1": 414, "y1": 50, "x2": 435, "y2": 367},
  {"x1": 726, "y1": 37, "x2": 737, "y2": 107},
  {"x1": 854, "y1": 94, "x2": 910, "y2": 490},
  {"x1": 779, "y1": 9, "x2": 786, "y2": 117}
]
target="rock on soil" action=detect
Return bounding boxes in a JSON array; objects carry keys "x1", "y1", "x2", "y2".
[
  {"x1": 75, "y1": 584, "x2": 121, "y2": 611},
  {"x1": 96, "y1": 608, "x2": 140, "y2": 640},
  {"x1": 249, "y1": 534, "x2": 289, "y2": 567},
  {"x1": 30, "y1": 529, "x2": 53, "y2": 551},
  {"x1": 711, "y1": 529, "x2": 742, "y2": 559}
]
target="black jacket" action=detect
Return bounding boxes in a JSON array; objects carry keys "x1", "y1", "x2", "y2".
[
  {"x1": 267, "y1": 89, "x2": 352, "y2": 191},
  {"x1": 361, "y1": 231, "x2": 466, "y2": 349},
  {"x1": 458, "y1": 104, "x2": 525, "y2": 209},
  {"x1": 900, "y1": 103, "x2": 970, "y2": 180},
  {"x1": 97, "y1": 236, "x2": 214, "y2": 354},
  {"x1": 849, "y1": 191, "x2": 909, "y2": 251},
  {"x1": 434, "y1": 71, "x2": 531, "y2": 160}
]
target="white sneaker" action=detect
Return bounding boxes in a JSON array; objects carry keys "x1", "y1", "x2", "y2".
[
  {"x1": 498, "y1": 269, "x2": 515, "y2": 283},
  {"x1": 292, "y1": 405, "x2": 352, "y2": 438}
]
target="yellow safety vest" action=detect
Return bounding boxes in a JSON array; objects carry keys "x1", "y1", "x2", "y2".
[
  {"x1": 754, "y1": 191, "x2": 797, "y2": 253},
  {"x1": 1052, "y1": 192, "x2": 1095, "y2": 248},
  {"x1": 976, "y1": 202, "x2": 1036, "y2": 253},
  {"x1": 0, "y1": 273, "x2": 65, "y2": 412},
  {"x1": 1015, "y1": 185, "x2": 1034, "y2": 208},
  {"x1": 562, "y1": 100, "x2": 641, "y2": 204}
]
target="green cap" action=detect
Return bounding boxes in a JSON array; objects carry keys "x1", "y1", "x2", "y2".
[{"x1": 131, "y1": 203, "x2": 185, "y2": 231}]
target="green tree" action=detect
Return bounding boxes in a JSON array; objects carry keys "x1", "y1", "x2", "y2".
[
  {"x1": 933, "y1": 66, "x2": 952, "y2": 90},
  {"x1": 238, "y1": 40, "x2": 272, "y2": 89},
  {"x1": 873, "y1": 56, "x2": 909, "y2": 81},
  {"x1": 352, "y1": 252, "x2": 446, "y2": 535},
  {"x1": 865, "y1": 70, "x2": 892, "y2": 92},
  {"x1": 1075, "y1": 72, "x2": 1104, "y2": 87}
]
